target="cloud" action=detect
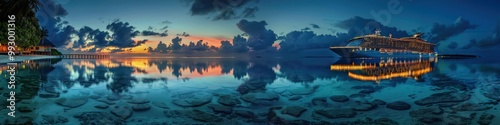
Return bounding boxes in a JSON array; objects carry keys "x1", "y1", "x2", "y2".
[
  {"x1": 232, "y1": 35, "x2": 249, "y2": 52},
  {"x1": 160, "y1": 25, "x2": 169, "y2": 30},
  {"x1": 217, "y1": 35, "x2": 248, "y2": 53},
  {"x1": 447, "y1": 41, "x2": 458, "y2": 50},
  {"x1": 335, "y1": 16, "x2": 410, "y2": 38},
  {"x1": 72, "y1": 26, "x2": 114, "y2": 49},
  {"x1": 74, "y1": 26, "x2": 95, "y2": 48},
  {"x1": 136, "y1": 39, "x2": 149, "y2": 46},
  {"x1": 476, "y1": 21, "x2": 500, "y2": 48},
  {"x1": 301, "y1": 27, "x2": 311, "y2": 31},
  {"x1": 213, "y1": 8, "x2": 236, "y2": 20},
  {"x1": 241, "y1": 6, "x2": 258, "y2": 18},
  {"x1": 279, "y1": 31, "x2": 340, "y2": 52},
  {"x1": 37, "y1": 0, "x2": 75, "y2": 47},
  {"x1": 461, "y1": 20, "x2": 500, "y2": 49},
  {"x1": 236, "y1": 19, "x2": 277, "y2": 50},
  {"x1": 161, "y1": 20, "x2": 172, "y2": 24},
  {"x1": 177, "y1": 32, "x2": 190, "y2": 37},
  {"x1": 430, "y1": 17, "x2": 477, "y2": 43},
  {"x1": 105, "y1": 20, "x2": 142, "y2": 48},
  {"x1": 98, "y1": 18, "x2": 105, "y2": 23},
  {"x1": 310, "y1": 24, "x2": 320, "y2": 29},
  {"x1": 141, "y1": 30, "x2": 168, "y2": 37},
  {"x1": 52, "y1": 25, "x2": 77, "y2": 47},
  {"x1": 236, "y1": 19, "x2": 266, "y2": 34},
  {"x1": 327, "y1": 28, "x2": 337, "y2": 34},
  {"x1": 188, "y1": 0, "x2": 259, "y2": 21},
  {"x1": 219, "y1": 40, "x2": 233, "y2": 52},
  {"x1": 70, "y1": 20, "x2": 150, "y2": 51},
  {"x1": 88, "y1": 47, "x2": 99, "y2": 52},
  {"x1": 152, "y1": 41, "x2": 168, "y2": 53},
  {"x1": 38, "y1": 0, "x2": 69, "y2": 17},
  {"x1": 37, "y1": 0, "x2": 148, "y2": 50},
  {"x1": 91, "y1": 29, "x2": 111, "y2": 47},
  {"x1": 461, "y1": 39, "x2": 477, "y2": 49},
  {"x1": 110, "y1": 49, "x2": 125, "y2": 53},
  {"x1": 147, "y1": 26, "x2": 154, "y2": 30}
]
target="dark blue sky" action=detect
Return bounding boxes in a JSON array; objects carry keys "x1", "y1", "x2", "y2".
[{"x1": 39, "y1": 0, "x2": 500, "y2": 54}]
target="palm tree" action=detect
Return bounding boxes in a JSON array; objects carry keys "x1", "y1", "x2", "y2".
[
  {"x1": 41, "y1": 27, "x2": 49, "y2": 38},
  {"x1": 0, "y1": 0, "x2": 45, "y2": 54},
  {"x1": 11, "y1": 0, "x2": 42, "y2": 17}
]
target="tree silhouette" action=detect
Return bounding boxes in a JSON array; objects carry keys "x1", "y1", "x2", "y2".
[{"x1": 41, "y1": 27, "x2": 49, "y2": 38}]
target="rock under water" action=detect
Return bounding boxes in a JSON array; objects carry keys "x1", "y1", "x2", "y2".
[
  {"x1": 55, "y1": 96, "x2": 89, "y2": 108},
  {"x1": 450, "y1": 102, "x2": 492, "y2": 111},
  {"x1": 132, "y1": 104, "x2": 152, "y2": 112},
  {"x1": 217, "y1": 94, "x2": 241, "y2": 106},
  {"x1": 207, "y1": 104, "x2": 233, "y2": 114},
  {"x1": 110, "y1": 106, "x2": 133, "y2": 119},
  {"x1": 477, "y1": 113, "x2": 495, "y2": 125},
  {"x1": 281, "y1": 106, "x2": 307, "y2": 117},
  {"x1": 152, "y1": 101, "x2": 170, "y2": 109},
  {"x1": 74, "y1": 112, "x2": 124, "y2": 125},
  {"x1": 386, "y1": 101, "x2": 411, "y2": 110},
  {"x1": 40, "y1": 115, "x2": 69, "y2": 125},
  {"x1": 240, "y1": 91, "x2": 279, "y2": 104},
  {"x1": 414, "y1": 91, "x2": 471, "y2": 106},
  {"x1": 314, "y1": 108, "x2": 356, "y2": 119},
  {"x1": 483, "y1": 84, "x2": 500, "y2": 100},
  {"x1": 172, "y1": 92, "x2": 213, "y2": 107},
  {"x1": 330, "y1": 95, "x2": 349, "y2": 102},
  {"x1": 174, "y1": 109, "x2": 223, "y2": 122}
]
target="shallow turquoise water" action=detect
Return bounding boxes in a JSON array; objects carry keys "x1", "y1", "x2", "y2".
[{"x1": 1, "y1": 57, "x2": 499, "y2": 124}]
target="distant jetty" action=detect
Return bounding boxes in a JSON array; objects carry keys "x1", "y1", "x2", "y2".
[{"x1": 438, "y1": 54, "x2": 479, "y2": 59}]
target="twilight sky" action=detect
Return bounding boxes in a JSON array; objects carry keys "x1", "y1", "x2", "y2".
[{"x1": 37, "y1": 0, "x2": 500, "y2": 54}]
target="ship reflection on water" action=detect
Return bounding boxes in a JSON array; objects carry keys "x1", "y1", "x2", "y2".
[{"x1": 331, "y1": 57, "x2": 437, "y2": 83}]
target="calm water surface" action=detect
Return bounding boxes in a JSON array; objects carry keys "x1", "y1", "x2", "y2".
[{"x1": 1, "y1": 57, "x2": 500, "y2": 124}]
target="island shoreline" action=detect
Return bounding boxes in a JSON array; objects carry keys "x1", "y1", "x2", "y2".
[{"x1": 0, "y1": 55, "x2": 60, "y2": 64}]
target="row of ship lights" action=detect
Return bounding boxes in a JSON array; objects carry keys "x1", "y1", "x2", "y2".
[{"x1": 331, "y1": 59, "x2": 431, "y2": 71}]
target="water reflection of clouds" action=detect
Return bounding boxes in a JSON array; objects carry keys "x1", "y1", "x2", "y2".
[
  {"x1": 50, "y1": 58, "x2": 344, "y2": 91},
  {"x1": 39, "y1": 57, "x2": 500, "y2": 95},
  {"x1": 65, "y1": 64, "x2": 79, "y2": 81}
]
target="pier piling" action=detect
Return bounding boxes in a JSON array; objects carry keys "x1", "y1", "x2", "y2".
[{"x1": 60, "y1": 54, "x2": 110, "y2": 59}]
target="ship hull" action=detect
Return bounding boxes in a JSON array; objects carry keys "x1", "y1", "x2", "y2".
[{"x1": 330, "y1": 47, "x2": 436, "y2": 58}]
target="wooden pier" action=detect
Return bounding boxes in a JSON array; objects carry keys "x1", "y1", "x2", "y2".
[{"x1": 60, "y1": 54, "x2": 110, "y2": 59}]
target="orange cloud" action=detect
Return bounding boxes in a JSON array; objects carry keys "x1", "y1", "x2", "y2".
[
  {"x1": 185, "y1": 35, "x2": 231, "y2": 47},
  {"x1": 103, "y1": 39, "x2": 156, "y2": 53},
  {"x1": 99, "y1": 36, "x2": 232, "y2": 54}
]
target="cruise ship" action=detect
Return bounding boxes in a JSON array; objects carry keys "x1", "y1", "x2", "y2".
[{"x1": 330, "y1": 30, "x2": 437, "y2": 58}]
